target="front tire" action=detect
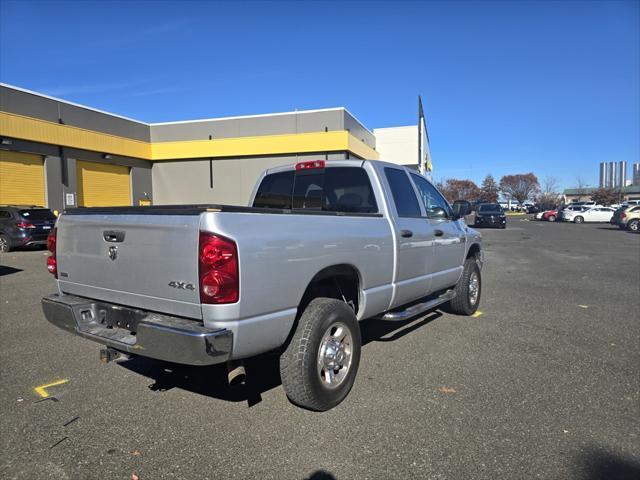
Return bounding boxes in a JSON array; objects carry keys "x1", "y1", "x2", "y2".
[
  {"x1": 446, "y1": 257, "x2": 481, "y2": 316},
  {"x1": 628, "y1": 219, "x2": 640, "y2": 232},
  {"x1": 574, "y1": 216, "x2": 584, "y2": 224},
  {"x1": 280, "y1": 298, "x2": 361, "y2": 411}
]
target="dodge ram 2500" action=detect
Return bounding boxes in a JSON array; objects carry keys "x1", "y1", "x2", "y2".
[{"x1": 42, "y1": 159, "x2": 482, "y2": 411}]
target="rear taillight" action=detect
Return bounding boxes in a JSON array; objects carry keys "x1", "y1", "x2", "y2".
[
  {"x1": 620, "y1": 213, "x2": 626, "y2": 220},
  {"x1": 16, "y1": 221, "x2": 36, "y2": 229},
  {"x1": 198, "y1": 232, "x2": 238, "y2": 304},
  {"x1": 47, "y1": 227, "x2": 57, "y2": 278}
]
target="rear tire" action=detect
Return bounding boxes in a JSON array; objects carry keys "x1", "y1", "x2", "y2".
[
  {"x1": 446, "y1": 257, "x2": 481, "y2": 316},
  {"x1": 0, "y1": 234, "x2": 10, "y2": 253},
  {"x1": 280, "y1": 298, "x2": 361, "y2": 411},
  {"x1": 548, "y1": 215, "x2": 556, "y2": 222},
  {"x1": 628, "y1": 219, "x2": 639, "y2": 232},
  {"x1": 574, "y1": 216, "x2": 584, "y2": 224}
]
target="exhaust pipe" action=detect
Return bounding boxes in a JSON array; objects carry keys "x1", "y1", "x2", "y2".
[{"x1": 226, "y1": 360, "x2": 246, "y2": 386}]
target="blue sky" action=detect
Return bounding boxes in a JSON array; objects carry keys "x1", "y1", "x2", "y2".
[{"x1": 1, "y1": 0, "x2": 638, "y2": 189}]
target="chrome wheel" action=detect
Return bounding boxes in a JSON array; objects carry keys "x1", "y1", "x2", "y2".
[
  {"x1": 317, "y1": 322, "x2": 353, "y2": 389},
  {"x1": 0, "y1": 235, "x2": 8, "y2": 253},
  {"x1": 468, "y1": 271, "x2": 480, "y2": 306}
]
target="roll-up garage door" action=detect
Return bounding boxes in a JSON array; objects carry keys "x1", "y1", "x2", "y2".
[
  {"x1": 77, "y1": 161, "x2": 131, "y2": 207},
  {"x1": 0, "y1": 151, "x2": 46, "y2": 206}
]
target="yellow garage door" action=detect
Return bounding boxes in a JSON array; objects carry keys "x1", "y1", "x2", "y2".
[
  {"x1": 77, "y1": 161, "x2": 131, "y2": 207},
  {"x1": 0, "y1": 151, "x2": 46, "y2": 206}
]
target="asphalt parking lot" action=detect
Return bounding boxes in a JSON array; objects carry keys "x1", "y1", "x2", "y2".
[{"x1": 1, "y1": 219, "x2": 638, "y2": 480}]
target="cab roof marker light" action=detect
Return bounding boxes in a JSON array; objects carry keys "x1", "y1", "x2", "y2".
[{"x1": 295, "y1": 160, "x2": 326, "y2": 170}]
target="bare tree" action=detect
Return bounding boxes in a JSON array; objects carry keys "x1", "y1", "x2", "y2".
[
  {"x1": 575, "y1": 176, "x2": 589, "y2": 189},
  {"x1": 591, "y1": 188, "x2": 618, "y2": 206},
  {"x1": 573, "y1": 176, "x2": 590, "y2": 201},
  {"x1": 499, "y1": 173, "x2": 540, "y2": 205},
  {"x1": 536, "y1": 176, "x2": 560, "y2": 209},
  {"x1": 438, "y1": 179, "x2": 481, "y2": 203}
]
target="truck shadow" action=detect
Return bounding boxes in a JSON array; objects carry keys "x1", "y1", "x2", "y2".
[
  {"x1": 576, "y1": 447, "x2": 640, "y2": 480},
  {"x1": 117, "y1": 310, "x2": 442, "y2": 408},
  {"x1": 0, "y1": 265, "x2": 23, "y2": 277}
]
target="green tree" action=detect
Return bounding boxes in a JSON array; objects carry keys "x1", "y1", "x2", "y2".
[{"x1": 480, "y1": 175, "x2": 499, "y2": 202}]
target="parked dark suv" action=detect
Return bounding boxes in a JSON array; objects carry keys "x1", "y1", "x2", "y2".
[
  {"x1": 0, "y1": 206, "x2": 56, "y2": 252},
  {"x1": 473, "y1": 203, "x2": 507, "y2": 228}
]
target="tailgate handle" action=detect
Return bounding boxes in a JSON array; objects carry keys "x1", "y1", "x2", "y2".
[{"x1": 103, "y1": 231, "x2": 125, "y2": 243}]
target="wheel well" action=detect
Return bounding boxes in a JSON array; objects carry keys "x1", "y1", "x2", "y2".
[
  {"x1": 466, "y1": 243, "x2": 481, "y2": 261},
  {"x1": 298, "y1": 264, "x2": 361, "y2": 317}
]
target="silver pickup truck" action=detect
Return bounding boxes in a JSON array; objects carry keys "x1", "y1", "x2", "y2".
[{"x1": 42, "y1": 159, "x2": 482, "y2": 411}]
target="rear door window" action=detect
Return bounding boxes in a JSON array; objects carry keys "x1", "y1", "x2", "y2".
[
  {"x1": 384, "y1": 168, "x2": 421, "y2": 217},
  {"x1": 19, "y1": 209, "x2": 56, "y2": 221}
]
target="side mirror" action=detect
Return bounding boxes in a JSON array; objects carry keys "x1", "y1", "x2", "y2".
[{"x1": 452, "y1": 200, "x2": 472, "y2": 220}]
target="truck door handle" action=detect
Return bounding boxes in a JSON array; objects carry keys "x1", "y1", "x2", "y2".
[
  {"x1": 434, "y1": 229, "x2": 444, "y2": 237},
  {"x1": 103, "y1": 230, "x2": 125, "y2": 243},
  {"x1": 400, "y1": 229, "x2": 413, "y2": 238}
]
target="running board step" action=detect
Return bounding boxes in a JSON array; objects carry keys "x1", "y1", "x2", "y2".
[{"x1": 380, "y1": 290, "x2": 456, "y2": 321}]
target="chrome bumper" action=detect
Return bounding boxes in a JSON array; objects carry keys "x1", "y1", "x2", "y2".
[{"x1": 42, "y1": 294, "x2": 232, "y2": 366}]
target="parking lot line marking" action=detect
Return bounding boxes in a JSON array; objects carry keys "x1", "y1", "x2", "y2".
[
  {"x1": 472, "y1": 311, "x2": 483, "y2": 318},
  {"x1": 34, "y1": 379, "x2": 69, "y2": 398}
]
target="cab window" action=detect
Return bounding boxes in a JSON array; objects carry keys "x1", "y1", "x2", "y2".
[{"x1": 410, "y1": 173, "x2": 452, "y2": 219}]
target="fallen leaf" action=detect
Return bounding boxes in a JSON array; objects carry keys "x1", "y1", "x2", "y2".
[
  {"x1": 437, "y1": 386, "x2": 457, "y2": 394},
  {"x1": 131, "y1": 473, "x2": 139, "y2": 480},
  {"x1": 131, "y1": 449, "x2": 142, "y2": 457},
  {"x1": 563, "y1": 429, "x2": 569, "y2": 434}
]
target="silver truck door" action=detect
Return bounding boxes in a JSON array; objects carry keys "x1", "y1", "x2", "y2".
[
  {"x1": 382, "y1": 167, "x2": 435, "y2": 308},
  {"x1": 410, "y1": 173, "x2": 466, "y2": 291}
]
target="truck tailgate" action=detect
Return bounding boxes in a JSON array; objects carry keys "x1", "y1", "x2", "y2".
[{"x1": 56, "y1": 213, "x2": 202, "y2": 319}]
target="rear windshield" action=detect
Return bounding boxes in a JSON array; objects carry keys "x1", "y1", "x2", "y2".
[
  {"x1": 478, "y1": 204, "x2": 502, "y2": 212},
  {"x1": 19, "y1": 209, "x2": 56, "y2": 220},
  {"x1": 253, "y1": 167, "x2": 378, "y2": 213}
]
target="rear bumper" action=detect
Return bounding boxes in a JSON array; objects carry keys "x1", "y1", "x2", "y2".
[{"x1": 42, "y1": 294, "x2": 232, "y2": 366}]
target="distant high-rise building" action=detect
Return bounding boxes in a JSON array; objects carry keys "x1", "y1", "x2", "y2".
[
  {"x1": 599, "y1": 162, "x2": 607, "y2": 188},
  {"x1": 610, "y1": 162, "x2": 617, "y2": 188},
  {"x1": 599, "y1": 161, "x2": 627, "y2": 188},
  {"x1": 633, "y1": 163, "x2": 640, "y2": 185},
  {"x1": 619, "y1": 161, "x2": 627, "y2": 188}
]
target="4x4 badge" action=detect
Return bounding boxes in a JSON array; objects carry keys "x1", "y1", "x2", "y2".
[
  {"x1": 108, "y1": 246, "x2": 118, "y2": 261},
  {"x1": 168, "y1": 281, "x2": 195, "y2": 291}
]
